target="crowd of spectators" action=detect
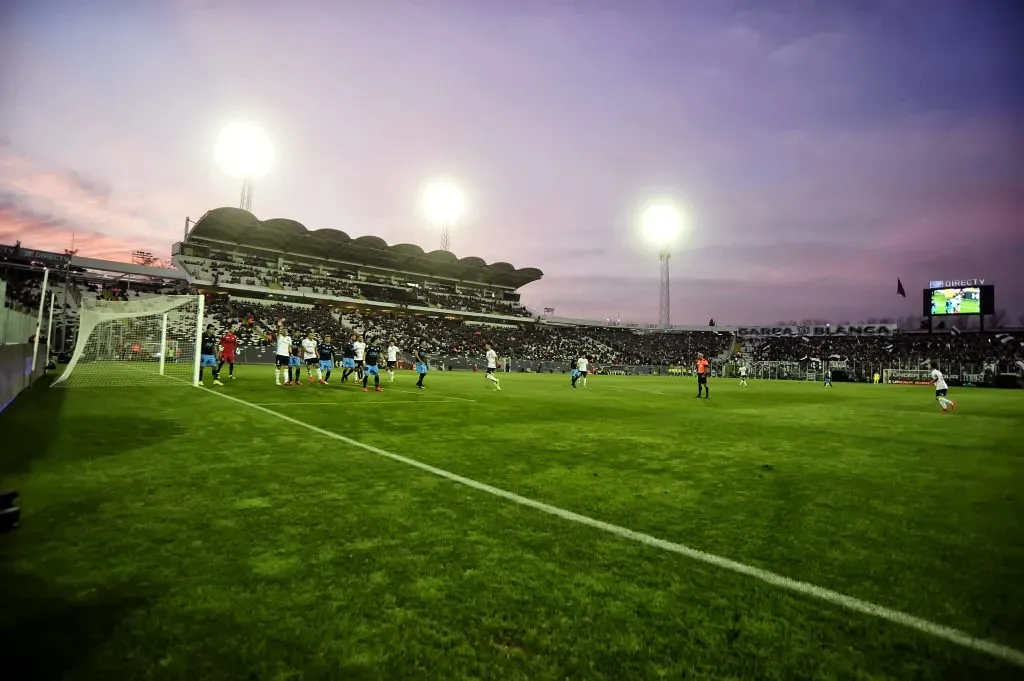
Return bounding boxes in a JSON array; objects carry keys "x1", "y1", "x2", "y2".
[
  {"x1": 178, "y1": 256, "x2": 531, "y2": 317},
  {"x1": 744, "y1": 330, "x2": 1023, "y2": 374},
  {"x1": 1, "y1": 269, "x2": 44, "y2": 313},
  {"x1": 4, "y1": 265, "x2": 1021, "y2": 373}
]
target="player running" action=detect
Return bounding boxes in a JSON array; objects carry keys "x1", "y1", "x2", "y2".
[
  {"x1": 575, "y1": 355, "x2": 589, "y2": 387},
  {"x1": 695, "y1": 353, "x2": 709, "y2": 399},
  {"x1": 931, "y1": 364, "x2": 956, "y2": 413},
  {"x1": 414, "y1": 344, "x2": 428, "y2": 389},
  {"x1": 362, "y1": 337, "x2": 384, "y2": 392},
  {"x1": 484, "y1": 343, "x2": 502, "y2": 391},
  {"x1": 738, "y1": 364, "x2": 748, "y2": 387},
  {"x1": 199, "y1": 324, "x2": 222, "y2": 386},
  {"x1": 338, "y1": 334, "x2": 357, "y2": 383},
  {"x1": 274, "y1": 325, "x2": 291, "y2": 386},
  {"x1": 386, "y1": 341, "x2": 399, "y2": 382},
  {"x1": 824, "y1": 369, "x2": 833, "y2": 388},
  {"x1": 570, "y1": 358, "x2": 581, "y2": 388},
  {"x1": 300, "y1": 331, "x2": 319, "y2": 384},
  {"x1": 317, "y1": 334, "x2": 336, "y2": 384},
  {"x1": 217, "y1": 326, "x2": 239, "y2": 380},
  {"x1": 353, "y1": 334, "x2": 367, "y2": 381}
]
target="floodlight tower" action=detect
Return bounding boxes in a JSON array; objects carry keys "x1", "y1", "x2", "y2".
[
  {"x1": 422, "y1": 180, "x2": 465, "y2": 252},
  {"x1": 640, "y1": 203, "x2": 685, "y2": 327},
  {"x1": 214, "y1": 122, "x2": 274, "y2": 213}
]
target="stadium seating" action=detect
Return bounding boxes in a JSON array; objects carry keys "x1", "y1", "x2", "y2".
[
  {"x1": 176, "y1": 255, "x2": 533, "y2": 318},
  {"x1": 3, "y1": 264, "x2": 1021, "y2": 375}
]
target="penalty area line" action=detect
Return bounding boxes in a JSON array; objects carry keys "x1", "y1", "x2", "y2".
[{"x1": 197, "y1": 385, "x2": 1024, "y2": 669}]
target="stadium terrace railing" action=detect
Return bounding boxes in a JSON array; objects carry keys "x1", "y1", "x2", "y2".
[{"x1": 198, "y1": 282, "x2": 532, "y2": 323}]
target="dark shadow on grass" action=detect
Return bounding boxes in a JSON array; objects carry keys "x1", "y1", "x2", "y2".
[
  {"x1": 49, "y1": 414, "x2": 187, "y2": 463},
  {"x1": 0, "y1": 374, "x2": 67, "y2": 479},
  {"x1": 1, "y1": 377, "x2": 187, "y2": 477},
  {"x1": 0, "y1": 557, "x2": 153, "y2": 680}
]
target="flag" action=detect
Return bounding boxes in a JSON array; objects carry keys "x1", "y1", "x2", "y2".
[
  {"x1": 897, "y1": 278, "x2": 906, "y2": 297},
  {"x1": 543, "y1": 307, "x2": 554, "y2": 314}
]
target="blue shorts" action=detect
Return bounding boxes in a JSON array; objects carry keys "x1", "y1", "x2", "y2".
[
  {"x1": 319, "y1": 360, "x2": 334, "y2": 370},
  {"x1": 200, "y1": 354, "x2": 217, "y2": 368},
  {"x1": 289, "y1": 356, "x2": 302, "y2": 367},
  {"x1": 343, "y1": 358, "x2": 356, "y2": 369},
  {"x1": 365, "y1": 364, "x2": 379, "y2": 376},
  {"x1": 414, "y1": 362, "x2": 428, "y2": 374},
  {"x1": 571, "y1": 368, "x2": 580, "y2": 378}
]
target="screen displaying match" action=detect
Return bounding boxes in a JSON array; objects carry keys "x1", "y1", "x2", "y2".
[{"x1": 928, "y1": 287, "x2": 981, "y2": 316}]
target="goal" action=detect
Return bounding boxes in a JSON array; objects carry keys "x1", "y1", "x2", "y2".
[{"x1": 52, "y1": 294, "x2": 205, "y2": 388}]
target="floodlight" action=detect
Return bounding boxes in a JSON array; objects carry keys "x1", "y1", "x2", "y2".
[
  {"x1": 641, "y1": 203, "x2": 684, "y2": 248},
  {"x1": 422, "y1": 180, "x2": 465, "y2": 226},
  {"x1": 214, "y1": 123, "x2": 274, "y2": 178}
]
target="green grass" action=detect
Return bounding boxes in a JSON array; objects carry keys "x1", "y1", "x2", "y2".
[{"x1": 2, "y1": 369, "x2": 1023, "y2": 680}]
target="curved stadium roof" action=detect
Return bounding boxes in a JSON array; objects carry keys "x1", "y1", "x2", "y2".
[{"x1": 187, "y1": 207, "x2": 543, "y2": 289}]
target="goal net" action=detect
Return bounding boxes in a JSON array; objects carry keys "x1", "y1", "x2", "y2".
[{"x1": 52, "y1": 294, "x2": 205, "y2": 388}]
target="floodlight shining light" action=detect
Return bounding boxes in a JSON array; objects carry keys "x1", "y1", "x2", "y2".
[
  {"x1": 214, "y1": 123, "x2": 274, "y2": 178},
  {"x1": 422, "y1": 180, "x2": 466, "y2": 225},
  {"x1": 641, "y1": 203, "x2": 685, "y2": 247}
]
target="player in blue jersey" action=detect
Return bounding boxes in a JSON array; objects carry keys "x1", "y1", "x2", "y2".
[
  {"x1": 570, "y1": 359, "x2": 580, "y2": 388},
  {"x1": 362, "y1": 337, "x2": 384, "y2": 392},
  {"x1": 317, "y1": 334, "x2": 337, "y2": 384},
  {"x1": 339, "y1": 334, "x2": 357, "y2": 384},
  {"x1": 824, "y1": 369, "x2": 833, "y2": 388},
  {"x1": 199, "y1": 324, "x2": 222, "y2": 386},
  {"x1": 414, "y1": 344, "x2": 428, "y2": 389}
]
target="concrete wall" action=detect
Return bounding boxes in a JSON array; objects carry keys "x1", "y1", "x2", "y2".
[
  {"x1": 0, "y1": 344, "x2": 46, "y2": 413},
  {"x1": 1, "y1": 280, "x2": 42, "y2": 346}
]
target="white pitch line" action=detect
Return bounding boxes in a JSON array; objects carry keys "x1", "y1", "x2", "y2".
[
  {"x1": 253, "y1": 400, "x2": 463, "y2": 406},
  {"x1": 198, "y1": 385, "x2": 1024, "y2": 669}
]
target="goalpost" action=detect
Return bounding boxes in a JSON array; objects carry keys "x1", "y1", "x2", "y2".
[{"x1": 52, "y1": 294, "x2": 205, "y2": 388}]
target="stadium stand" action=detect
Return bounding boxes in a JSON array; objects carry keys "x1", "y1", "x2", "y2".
[
  {"x1": 3, "y1": 224, "x2": 1022, "y2": 381},
  {"x1": 173, "y1": 207, "x2": 538, "y2": 318}
]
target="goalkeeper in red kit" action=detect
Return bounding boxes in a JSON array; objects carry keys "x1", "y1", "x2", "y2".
[{"x1": 217, "y1": 326, "x2": 239, "y2": 380}]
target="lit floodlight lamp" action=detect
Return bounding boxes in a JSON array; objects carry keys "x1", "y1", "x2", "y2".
[
  {"x1": 422, "y1": 180, "x2": 465, "y2": 226},
  {"x1": 214, "y1": 123, "x2": 274, "y2": 178},
  {"x1": 640, "y1": 203, "x2": 684, "y2": 249},
  {"x1": 421, "y1": 180, "x2": 465, "y2": 250}
]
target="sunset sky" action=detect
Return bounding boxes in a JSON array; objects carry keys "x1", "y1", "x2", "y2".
[{"x1": 1, "y1": 0, "x2": 1021, "y2": 324}]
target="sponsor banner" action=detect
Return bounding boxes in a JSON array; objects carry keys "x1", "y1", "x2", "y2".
[
  {"x1": 929, "y1": 278, "x2": 985, "y2": 288},
  {"x1": 737, "y1": 324, "x2": 897, "y2": 337},
  {"x1": 0, "y1": 244, "x2": 70, "y2": 266}
]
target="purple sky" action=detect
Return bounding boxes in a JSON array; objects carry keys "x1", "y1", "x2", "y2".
[{"x1": 1, "y1": 0, "x2": 1022, "y2": 324}]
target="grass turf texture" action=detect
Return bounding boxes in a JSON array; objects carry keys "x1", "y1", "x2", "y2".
[{"x1": 2, "y1": 369, "x2": 1022, "y2": 680}]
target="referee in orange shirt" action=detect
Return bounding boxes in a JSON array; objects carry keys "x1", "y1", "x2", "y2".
[{"x1": 695, "y1": 353, "x2": 710, "y2": 399}]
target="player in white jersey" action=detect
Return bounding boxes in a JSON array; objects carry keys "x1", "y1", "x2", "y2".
[
  {"x1": 738, "y1": 364, "x2": 748, "y2": 387},
  {"x1": 484, "y1": 343, "x2": 502, "y2": 390},
  {"x1": 576, "y1": 356, "x2": 589, "y2": 387},
  {"x1": 930, "y1": 364, "x2": 956, "y2": 412},
  {"x1": 353, "y1": 335, "x2": 367, "y2": 381},
  {"x1": 301, "y1": 331, "x2": 319, "y2": 384},
  {"x1": 274, "y1": 326, "x2": 292, "y2": 386},
  {"x1": 386, "y1": 341, "x2": 399, "y2": 382}
]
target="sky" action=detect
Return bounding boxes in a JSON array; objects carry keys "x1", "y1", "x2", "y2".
[{"x1": 1, "y1": 0, "x2": 1022, "y2": 325}]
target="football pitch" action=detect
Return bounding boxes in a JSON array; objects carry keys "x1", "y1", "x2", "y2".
[{"x1": 2, "y1": 369, "x2": 1023, "y2": 680}]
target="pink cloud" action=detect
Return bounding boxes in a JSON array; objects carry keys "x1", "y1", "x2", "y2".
[{"x1": 0, "y1": 146, "x2": 182, "y2": 260}]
